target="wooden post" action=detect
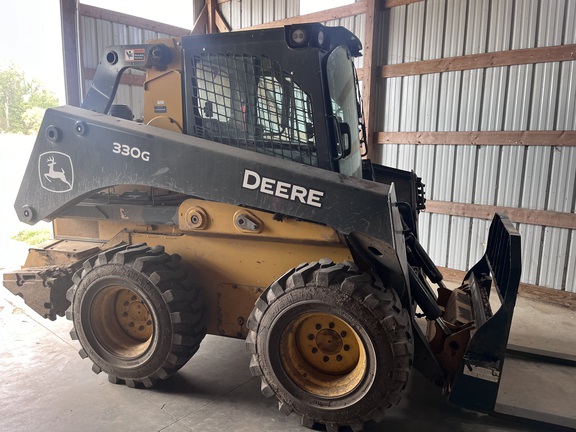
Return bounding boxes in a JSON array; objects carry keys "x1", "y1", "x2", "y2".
[
  {"x1": 361, "y1": 0, "x2": 382, "y2": 159},
  {"x1": 60, "y1": 0, "x2": 82, "y2": 106}
]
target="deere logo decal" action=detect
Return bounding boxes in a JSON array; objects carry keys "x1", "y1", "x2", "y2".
[
  {"x1": 242, "y1": 169, "x2": 325, "y2": 208},
  {"x1": 38, "y1": 151, "x2": 74, "y2": 193}
]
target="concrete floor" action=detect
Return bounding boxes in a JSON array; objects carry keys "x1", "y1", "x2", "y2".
[{"x1": 1, "y1": 273, "x2": 575, "y2": 432}]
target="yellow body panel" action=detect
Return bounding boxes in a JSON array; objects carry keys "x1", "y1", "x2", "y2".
[
  {"x1": 143, "y1": 38, "x2": 184, "y2": 132},
  {"x1": 132, "y1": 200, "x2": 352, "y2": 338},
  {"x1": 56, "y1": 199, "x2": 352, "y2": 339}
]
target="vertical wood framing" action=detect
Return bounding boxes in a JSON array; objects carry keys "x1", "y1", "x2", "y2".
[
  {"x1": 60, "y1": 0, "x2": 82, "y2": 106},
  {"x1": 361, "y1": 0, "x2": 381, "y2": 158},
  {"x1": 192, "y1": 0, "x2": 231, "y2": 34}
]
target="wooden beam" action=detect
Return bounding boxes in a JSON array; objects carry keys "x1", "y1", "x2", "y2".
[
  {"x1": 207, "y1": 0, "x2": 215, "y2": 33},
  {"x1": 361, "y1": 0, "x2": 381, "y2": 158},
  {"x1": 60, "y1": 0, "x2": 82, "y2": 106},
  {"x1": 425, "y1": 200, "x2": 576, "y2": 230},
  {"x1": 376, "y1": 130, "x2": 576, "y2": 146},
  {"x1": 385, "y1": 0, "x2": 425, "y2": 7},
  {"x1": 381, "y1": 44, "x2": 576, "y2": 78},
  {"x1": 191, "y1": 4, "x2": 208, "y2": 35},
  {"x1": 242, "y1": 1, "x2": 367, "y2": 30},
  {"x1": 214, "y1": 8, "x2": 231, "y2": 32},
  {"x1": 438, "y1": 267, "x2": 576, "y2": 310},
  {"x1": 79, "y1": 3, "x2": 191, "y2": 36}
]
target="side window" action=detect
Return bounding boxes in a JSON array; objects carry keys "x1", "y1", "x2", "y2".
[
  {"x1": 195, "y1": 59, "x2": 243, "y2": 128},
  {"x1": 191, "y1": 53, "x2": 318, "y2": 166}
]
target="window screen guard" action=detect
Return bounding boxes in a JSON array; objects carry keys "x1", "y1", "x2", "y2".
[{"x1": 190, "y1": 52, "x2": 318, "y2": 167}]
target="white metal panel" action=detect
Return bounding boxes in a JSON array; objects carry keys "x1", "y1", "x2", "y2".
[
  {"x1": 452, "y1": 146, "x2": 476, "y2": 203},
  {"x1": 422, "y1": 0, "x2": 445, "y2": 61},
  {"x1": 480, "y1": 67, "x2": 507, "y2": 131},
  {"x1": 404, "y1": 2, "x2": 426, "y2": 62},
  {"x1": 80, "y1": 16, "x2": 99, "y2": 69},
  {"x1": 511, "y1": 0, "x2": 537, "y2": 49},
  {"x1": 386, "y1": 6, "x2": 406, "y2": 65},
  {"x1": 252, "y1": 0, "x2": 263, "y2": 26},
  {"x1": 437, "y1": 71, "x2": 461, "y2": 131},
  {"x1": 468, "y1": 218, "x2": 490, "y2": 269},
  {"x1": 473, "y1": 146, "x2": 499, "y2": 205},
  {"x1": 540, "y1": 227, "x2": 570, "y2": 289},
  {"x1": 399, "y1": 75, "x2": 420, "y2": 131},
  {"x1": 548, "y1": 147, "x2": 576, "y2": 212},
  {"x1": 568, "y1": 0, "x2": 576, "y2": 44},
  {"x1": 418, "y1": 210, "x2": 432, "y2": 256},
  {"x1": 567, "y1": 231, "x2": 576, "y2": 292},
  {"x1": 530, "y1": 62, "x2": 560, "y2": 130},
  {"x1": 557, "y1": 61, "x2": 576, "y2": 129},
  {"x1": 536, "y1": 0, "x2": 564, "y2": 47},
  {"x1": 458, "y1": 69, "x2": 484, "y2": 129},
  {"x1": 464, "y1": 0, "x2": 489, "y2": 54},
  {"x1": 432, "y1": 146, "x2": 455, "y2": 201},
  {"x1": 418, "y1": 74, "x2": 441, "y2": 130},
  {"x1": 447, "y1": 215, "x2": 472, "y2": 270},
  {"x1": 444, "y1": 0, "x2": 466, "y2": 57},
  {"x1": 518, "y1": 223, "x2": 543, "y2": 285},
  {"x1": 382, "y1": 77, "x2": 402, "y2": 132},
  {"x1": 520, "y1": 147, "x2": 552, "y2": 210},
  {"x1": 504, "y1": 65, "x2": 532, "y2": 130},
  {"x1": 487, "y1": 0, "x2": 513, "y2": 52},
  {"x1": 428, "y1": 213, "x2": 450, "y2": 267},
  {"x1": 496, "y1": 147, "x2": 524, "y2": 207}
]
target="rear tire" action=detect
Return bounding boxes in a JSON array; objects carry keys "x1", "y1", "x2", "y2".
[
  {"x1": 246, "y1": 260, "x2": 413, "y2": 431},
  {"x1": 66, "y1": 243, "x2": 205, "y2": 388}
]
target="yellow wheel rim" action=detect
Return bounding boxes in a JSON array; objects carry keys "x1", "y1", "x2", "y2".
[
  {"x1": 90, "y1": 286, "x2": 153, "y2": 358},
  {"x1": 280, "y1": 312, "x2": 367, "y2": 398}
]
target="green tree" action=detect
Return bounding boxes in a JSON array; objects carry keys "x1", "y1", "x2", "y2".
[{"x1": 0, "y1": 65, "x2": 58, "y2": 134}]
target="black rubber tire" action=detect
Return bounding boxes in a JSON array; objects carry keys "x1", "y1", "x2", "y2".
[
  {"x1": 246, "y1": 259, "x2": 413, "y2": 431},
  {"x1": 66, "y1": 243, "x2": 206, "y2": 388}
]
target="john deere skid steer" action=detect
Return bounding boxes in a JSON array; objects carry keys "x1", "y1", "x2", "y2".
[{"x1": 3, "y1": 24, "x2": 522, "y2": 431}]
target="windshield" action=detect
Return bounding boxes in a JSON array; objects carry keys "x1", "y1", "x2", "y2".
[{"x1": 326, "y1": 46, "x2": 362, "y2": 178}]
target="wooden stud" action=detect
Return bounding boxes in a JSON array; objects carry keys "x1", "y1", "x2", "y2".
[
  {"x1": 60, "y1": 0, "x2": 82, "y2": 106},
  {"x1": 380, "y1": 44, "x2": 576, "y2": 78},
  {"x1": 425, "y1": 200, "x2": 576, "y2": 230},
  {"x1": 362, "y1": 0, "x2": 381, "y2": 158},
  {"x1": 376, "y1": 131, "x2": 576, "y2": 146},
  {"x1": 191, "y1": 5, "x2": 208, "y2": 35}
]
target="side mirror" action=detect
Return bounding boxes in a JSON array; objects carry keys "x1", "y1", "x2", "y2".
[{"x1": 333, "y1": 118, "x2": 352, "y2": 159}]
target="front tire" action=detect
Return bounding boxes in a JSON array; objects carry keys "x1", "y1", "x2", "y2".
[
  {"x1": 66, "y1": 243, "x2": 206, "y2": 388},
  {"x1": 246, "y1": 260, "x2": 413, "y2": 431}
]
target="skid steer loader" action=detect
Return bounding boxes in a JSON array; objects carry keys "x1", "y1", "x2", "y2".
[{"x1": 3, "y1": 24, "x2": 522, "y2": 431}]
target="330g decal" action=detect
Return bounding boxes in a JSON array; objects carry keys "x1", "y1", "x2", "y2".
[{"x1": 112, "y1": 142, "x2": 150, "y2": 161}]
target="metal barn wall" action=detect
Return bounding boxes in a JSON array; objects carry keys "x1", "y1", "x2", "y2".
[
  {"x1": 377, "y1": 0, "x2": 576, "y2": 292},
  {"x1": 68, "y1": 0, "x2": 575, "y2": 292}
]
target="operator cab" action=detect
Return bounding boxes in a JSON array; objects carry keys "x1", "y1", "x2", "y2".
[{"x1": 182, "y1": 24, "x2": 365, "y2": 178}]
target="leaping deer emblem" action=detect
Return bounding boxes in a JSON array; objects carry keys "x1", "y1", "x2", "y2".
[{"x1": 44, "y1": 155, "x2": 72, "y2": 188}]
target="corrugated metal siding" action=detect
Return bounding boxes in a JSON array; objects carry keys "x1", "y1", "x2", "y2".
[
  {"x1": 79, "y1": 1, "x2": 574, "y2": 291},
  {"x1": 79, "y1": 15, "x2": 172, "y2": 120},
  {"x1": 218, "y1": 0, "x2": 299, "y2": 28},
  {"x1": 380, "y1": 0, "x2": 576, "y2": 291}
]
